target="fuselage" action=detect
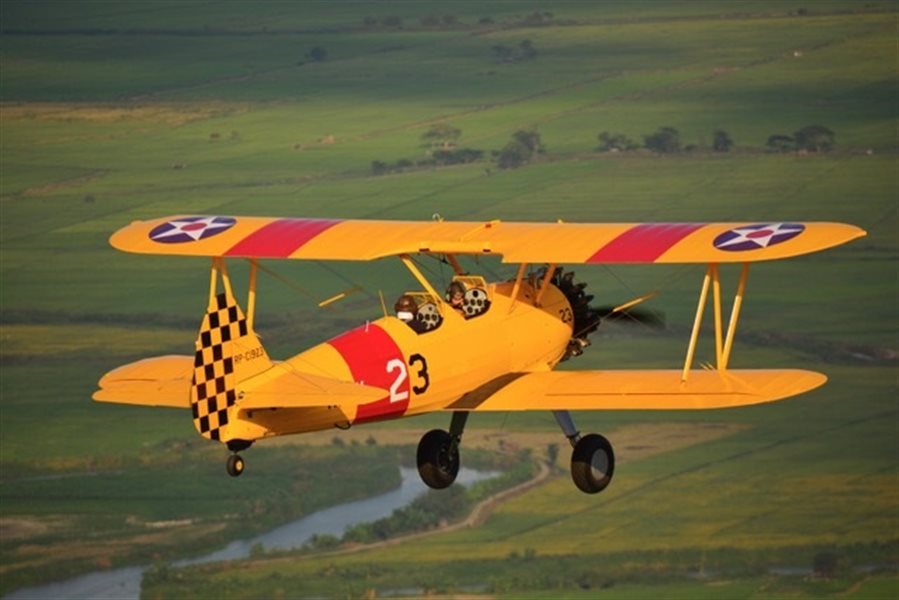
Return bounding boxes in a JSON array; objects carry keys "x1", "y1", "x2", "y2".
[{"x1": 228, "y1": 279, "x2": 573, "y2": 441}]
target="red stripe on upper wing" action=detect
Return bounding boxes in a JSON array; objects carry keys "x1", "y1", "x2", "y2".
[
  {"x1": 587, "y1": 223, "x2": 704, "y2": 263},
  {"x1": 328, "y1": 324, "x2": 409, "y2": 424},
  {"x1": 224, "y1": 218, "x2": 341, "y2": 258}
]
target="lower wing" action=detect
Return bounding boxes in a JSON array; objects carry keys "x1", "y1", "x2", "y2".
[{"x1": 445, "y1": 369, "x2": 826, "y2": 411}]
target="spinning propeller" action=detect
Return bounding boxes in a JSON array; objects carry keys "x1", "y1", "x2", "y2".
[{"x1": 549, "y1": 267, "x2": 664, "y2": 361}]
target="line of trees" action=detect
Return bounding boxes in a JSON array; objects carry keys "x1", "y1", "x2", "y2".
[
  {"x1": 598, "y1": 127, "x2": 733, "y2": 154},
  {"x1": 491, "y1": 40, "x2": 538, "y2": 63},
  {"x1": 361, "y1": 11, "x2": 557, "y2": 30},
  {"x1": 597, "y1": 124, "x2": 833, "y2": 155},
  {"x1": 370, "y1": 122, "x2": 837, "y2": 176},
  {"x1": 766, "y1": 125, "x2": 835, "y2": 153},
  {"x1": 371, "y1": 125, "x2": 544, "y2": 175}
]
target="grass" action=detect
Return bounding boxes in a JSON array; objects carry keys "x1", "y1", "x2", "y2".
[{"x1": 1, "y1": 0, "x2": 897, "y2": 597}]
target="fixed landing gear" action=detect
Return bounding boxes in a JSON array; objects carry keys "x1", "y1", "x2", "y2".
[
  {"x1": 554, "y1": 410, "x2": 615, "y2": 494},
  {"x1": 226, "y1": 440, "x2": 253, "y2": 478},
  {"x1": 417, "y1": 412, "x2": 467, "y2": 489},
  {"x1": 571, "y1": 433, "x2": 614, "y2": 494},
  {"x1": 226, "y1": 454, "x2": 245, "y2": 477}
]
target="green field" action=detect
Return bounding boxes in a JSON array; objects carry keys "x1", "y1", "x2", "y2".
[{"x1": 1, "y1": 1, "x2": 897, "y2": 598}]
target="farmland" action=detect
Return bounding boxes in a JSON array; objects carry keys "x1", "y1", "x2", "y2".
[{"x1": 1, "y1": 1, "x2": 897, "y2": 598}]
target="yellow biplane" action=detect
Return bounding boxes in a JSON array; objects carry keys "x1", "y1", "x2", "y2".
[{"x1": 95, "y1": 216, "x2": 864, "y2": 494}]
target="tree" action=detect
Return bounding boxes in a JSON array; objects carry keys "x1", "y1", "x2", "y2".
[
  {"x1": 643, "y1": 127, "x2": 681, "y2": 153},
  {"x1": 546, "y1": 443, "x2": 559, "y2": 466},
  {"x1": 496, "y1": 130, "x2": 543, "y2": 169},
  {"x1": 432, "y1": 148, "x2": 483, "y2": 165},
  {"x1": 512, "y1": 129, "x2": 544, "y2": 154},
  {"x1": 712, "y1": 129, "x2": 733, "y2": 152},
  {"x1": 520, "y1": 40, "x2": 537, "y2": 60},
  {"x1": 813, "y1": 551, "x2": 840, "y2": 578},
  {"x1": 492, "y1": 41, "x2": 537, "y2": 63},
  {"x1": 305, "y1": 46, "x2": 327, "y2": 62},
  {"x1": 421, "y1": 123, "x2": 462, "y2": 148},
  {"x1": 765, "y1": 134, "x2": 795, "y2": 153},
  {"x1": 596, "y1": 131, "x2": 638, "y2": 152},
  {"x1": 793, "y1": 124, "x2": 835, "y2": 152},
  {"x1": 496, "y1": 140, "x2": 530, "y2": 169},
  {"x1": 492, "y1": 44, "x2": 514, "y2": 63},
  {"x1": 522, "y1": 11, "x2": 553, "y2": 26}
]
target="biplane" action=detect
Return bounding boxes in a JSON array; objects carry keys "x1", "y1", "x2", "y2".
[{"x1": 94, "y1": 217, "x2": 864, "y2": 494}]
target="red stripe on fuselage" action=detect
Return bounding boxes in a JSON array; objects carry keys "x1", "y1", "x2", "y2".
[
  {"x1": 328, "y1": 324, "x2": 410, "y2": 424},
  {"x1": 225, "y1": 218, "x2": 342, "y2": 258},
  {"x1": 587, "y1": 223, "x2": 703, "y2": 263}
]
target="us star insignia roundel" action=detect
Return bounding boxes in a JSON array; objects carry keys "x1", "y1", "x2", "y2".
[
  {"x1": 713, "y1": 222, "x2": 805, "y2": 252},
  {"x1": 149, "y1": 216, "x2": 237, "y2": 244}
]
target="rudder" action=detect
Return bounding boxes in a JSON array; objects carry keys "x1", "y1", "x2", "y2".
[{"x1": 191, "y1": 284, "x2": 272, "y2": 443}]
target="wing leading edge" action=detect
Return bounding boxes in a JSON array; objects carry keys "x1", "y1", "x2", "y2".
[
  {"x1": 109, "y1": 216, "x2": 865, "y2": 264},
  {"x1": 445, "y1": 369, "x2": 827, "y2": 411}
]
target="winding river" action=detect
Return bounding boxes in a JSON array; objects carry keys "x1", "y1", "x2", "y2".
[{"x1": 6, "y1": 467, "x2": 496, "y2": 600}]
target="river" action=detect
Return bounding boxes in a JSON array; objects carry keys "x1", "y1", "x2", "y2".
[{"x1": 6, "y1": 467, "x2": 496, "y2": 600}]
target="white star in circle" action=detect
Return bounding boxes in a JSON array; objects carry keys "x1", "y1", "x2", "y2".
[
  {"x1": 151, "y1": 217, "x2": 233, "y2": 241},
  {"x1": 716, "y1": 222, "x2": 805, "y2": 249}
]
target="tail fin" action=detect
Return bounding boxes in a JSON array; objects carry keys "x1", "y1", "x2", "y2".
[{"x1": 190, "y1": 289, "x2": 272, "y2": 442}]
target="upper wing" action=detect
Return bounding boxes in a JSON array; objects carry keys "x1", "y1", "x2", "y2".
[
  {"x1": 444, "y1": 369, "x2": 827, "y2": 411},
  {"x1": 110, "y1": 216, "x2": 865, "y2": 264},
  {"x1": 94, "y1": 356, "x2": 387, "y2": 410}
]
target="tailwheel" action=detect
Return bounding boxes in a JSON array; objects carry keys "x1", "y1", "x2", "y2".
[
  {"x1": 226, "y1": 454, "x2": 245, "y2": 477},
  {"x1": 570, "y1": 433, "x2": 615, "y2": 494},
  {"x1": 416, "y1": 429, "x2": 460, "y2": 489}
]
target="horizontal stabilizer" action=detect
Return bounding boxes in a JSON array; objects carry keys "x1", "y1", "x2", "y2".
[
  {"x1": 94, "y1": 355, "x2": 194, "y2": 408},
  {"x1": 447, "y1": 369, "x2": 827, "y2": 412},
  {"x1": 237, "y1": 366, "x2": 387, "y2": 411},
  {"x1": 94, "y1": 356, "x2": 388, "y2": 411}
]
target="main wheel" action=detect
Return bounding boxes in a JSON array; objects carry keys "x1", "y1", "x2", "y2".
[
  {"x1": 416, "y1": 429, "x2": 460, "y2": 489},
  {"x1": 570, "y1": 433, "x2": 614, "y2": 494},
  {"x1": 226, "y1": 454, "x2": 245, "y2": 477}
]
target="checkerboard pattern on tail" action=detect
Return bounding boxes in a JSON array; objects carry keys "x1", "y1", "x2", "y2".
[{"x1": 191, "y1": 292, "x2": 248, "y2": 441}]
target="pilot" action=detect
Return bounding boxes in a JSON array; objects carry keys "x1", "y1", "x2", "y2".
[
  {"x1": 446, "y1": 281, "x2": 466, "y2": 315},
  {"x1": 395, "y1": 295, "x2": 427, "y2": 333}
]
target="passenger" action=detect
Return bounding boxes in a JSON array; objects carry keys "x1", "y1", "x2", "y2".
[
  {"x1": 446, "y1": 281, "x2": 466, "y2": 315},
  {"x1": 395, "y1": 295, "x2": 427, "y2": 333}
]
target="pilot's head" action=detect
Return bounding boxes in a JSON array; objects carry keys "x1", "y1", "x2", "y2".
[
  {"x1": 447, "y1": 282, "x2": 465, "y2": 308},
  {"x1": 394, "y1": 295, "x2": 418, "y2": 322}
]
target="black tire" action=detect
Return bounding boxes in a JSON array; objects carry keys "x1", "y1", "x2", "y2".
[
  {"x1": 416, "y1": 429, "x2": 460, "y2": 489},
  {"x1": 571, "y1": 433, "x2": 615, "y2": 494},
  {"x1": 226, "y1": 454, "x2": 245, "y2": 478}
]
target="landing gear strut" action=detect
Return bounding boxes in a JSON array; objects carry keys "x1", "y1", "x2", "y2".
[
  {"x1": 554, "y1": 410, "x2": 615, "y2": 494},
  {"x1": 226, "y1": 440, "x2": 253, "y2": 477},
  {"x1": 417, "y1": 412, "x2": 468, "y2": 489}
]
